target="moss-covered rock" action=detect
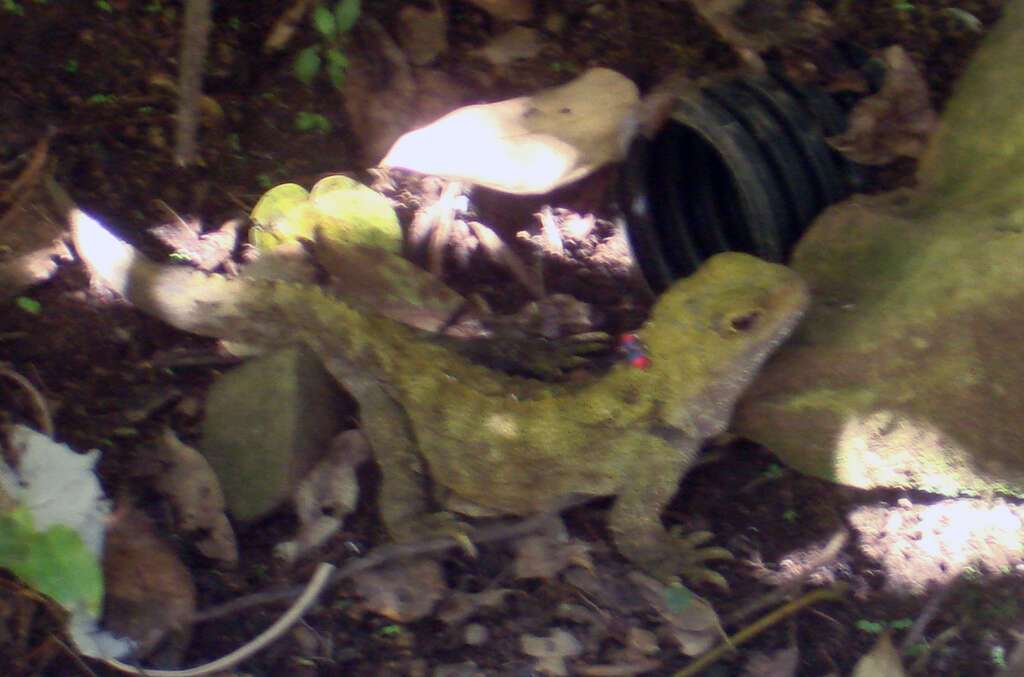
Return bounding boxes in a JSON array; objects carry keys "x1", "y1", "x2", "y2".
[{"x1": 733, "y1": 0, "x2": 1024, "y2": 496}]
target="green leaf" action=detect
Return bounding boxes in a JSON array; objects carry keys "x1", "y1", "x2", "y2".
[
  {"x1": 663, "y1": 581, "x2": 694, "y2": 614},
  {"x1": 294, "y1": 112, "x2": 331, "y2": 134},
  {"x1": 311, "y1": 4, "x2": 335, "y2": 37},
  {"x1": 293, "y1": 46, "x2": 322, "y2": 85},
  {"x1": 0, "y1": 509, "x2": 104, "y2": 616},
  {"x1": 15, "y1": 297, "x2": 41, "y2": 314},
  {"x1": 334, "y1": 0, "x2": 360, "y2": 32},
  {"x1": 325, "y1": 48, "x2": 348, "y2": 89}
]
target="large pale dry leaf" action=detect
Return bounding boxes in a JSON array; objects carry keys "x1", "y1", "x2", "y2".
[
  {"x1": 152, "y1": 428, "x2": 238, "y2": 567},
  {"x1": 851, "y1": 633, "x2": 906, "y2": 677},
  {"x1": 380, "y1": 68, "x2": 639, "y2": 194},
  {"x1": 1, "y1": 426, "x2": 132, "y2": 659}
]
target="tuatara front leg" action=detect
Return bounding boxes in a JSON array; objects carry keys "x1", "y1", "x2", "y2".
[
  {"x1": 316, "y1": 355, "x2": 433, "y2": 539},
  {"x1": 607, "y1": 431, "x2": 731, "y2": 588}
]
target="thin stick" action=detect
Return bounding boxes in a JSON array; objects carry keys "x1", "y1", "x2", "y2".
[
  {"x1": 0, "y1": 363, "x2": 54, "y2": 437},
  {"x1": 174, "y1": 0, "x2": 212, "y2": 167},
  {"x1": 102, "y1": 562, "x2": 334, "y2": 677},
  {"x1": 674, "y1": 583, "x2": 848, "y2": 677}
]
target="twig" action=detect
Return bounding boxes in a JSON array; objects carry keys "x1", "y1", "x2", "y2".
[
  {"x1": 102, "y1": 562, "x2": 334, "y2": 677},
  {"x1": 0, "y1": 363, "x2": 54, "y2": 437},
  {"x1": 194, "y1": 510, "x2": 560, "y2": 622},
  {"x1": 101, "y1": 511, "x2": 561, "y2": 676},
  {"x1": 674, "y1": 583, "x2": 848, "y2": 677},
  {"x1": 0, "y1": 132, "x2": 52, "y2": 233},
  {"x1": 724, "y1": 528, "x2": 848, "y2": 626},
  {"x1": 174, "y1": 0, "x2": 212, "y2": 167},
  {"x1": 900, "y1": 580, "x2": 954, "y2": 654}
]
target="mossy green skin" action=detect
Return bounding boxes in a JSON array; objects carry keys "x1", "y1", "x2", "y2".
[{"x1": 73, "y1": 211, "x2": 808, "y2": 581}]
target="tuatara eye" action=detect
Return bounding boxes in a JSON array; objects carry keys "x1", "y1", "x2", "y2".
[{"x1": 729, "y1": 309, "x2": 762, "y2": 332}]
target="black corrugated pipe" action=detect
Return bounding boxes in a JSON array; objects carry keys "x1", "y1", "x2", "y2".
[{"x1": 620, "y1": 74, "x2": 852, "y2": 293}]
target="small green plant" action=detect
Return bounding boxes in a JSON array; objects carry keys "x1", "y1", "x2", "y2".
[
  {"x1": 3, "y1": 0, "x2": 25, "y2": 15},
  {"x1": 855, "y1": 618, "x2": 912, "y2": 634},
  {"x1": 86, "y1": 93, "x2": 116, "y2": 105},
  {"x1": 782, "y1": 508, "x2": 798, "y2": 522},
  {"x1": 855, "y1": 619, "x2": 886, "y2": 634},
  {"x1": 295, "y1": 111, "x2": 331, "y2": 134},
  {"x1": 991, "y1": 645, "x2": 1007, "y2": 669},
  {"x1": 376, "y1": 624, "x2": 402, "y2": 637},
  {"x1": 95, "y1": 0, "x2": 112, "y2": 11},
  {"x1": 63, "y1": 59, "x2": 79, "y2": 74},
  {"x1": 15, "y1": 297, "x2": 41, "y2": 314},
  {"x1": 293, "y1": 0, "x2": 360, "y2": 89}
]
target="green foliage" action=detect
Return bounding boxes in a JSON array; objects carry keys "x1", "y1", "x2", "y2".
[
  {"x1": 63, "y1": 59, "x2": 79, "y2": 74},
  {"x1": 855, "y1": 619, "x2": 886, "y2": 634},
  {"x1": 293, "y1": 46, "x2": 322, "y2": 85},
  {"x1": 0, "y1": 508, "x2": 104, "y2": 616},
  {"x1": 15, "y1": 297, "x2": 41, "y2": 314},
  {"x1": 663, "y1": 581, "x2": 694, "y2": 613},
  {"x1": 3, "y1": 0, "x2": 25, "y2": 15},
  {"x1": 855, "y1": 618, "x2": 912, "y2": 634},
  {"x1": 86, "y1": 93, "x2": 116, "y2": 105},
  {"x1": 334, "y1": 0, "x2": 360, "y2": 31},
  {"x1": 295, "y1": 111, "x2": 331, "y2": 134},
  {"x1": 95, "y1": 0, "x2": 112, "y2": 11},
  {"x1": 991, "y1": 644, "x2": 1007, "y2": 669},
  {"x1": 292, "y1": 0, "x2": 360, "y2": 90}
]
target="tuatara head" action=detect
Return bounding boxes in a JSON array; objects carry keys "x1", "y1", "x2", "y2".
[{"x1": 640, "y1": 252, "x2": 810, "y2": 435}]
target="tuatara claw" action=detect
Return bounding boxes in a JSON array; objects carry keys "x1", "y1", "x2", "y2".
[
  {"x1": 395, "y1": 510, "x2": 476, "y2": 555},
  {"x1": 630, "y1": 528, "x2": 734, "y2": 590}
]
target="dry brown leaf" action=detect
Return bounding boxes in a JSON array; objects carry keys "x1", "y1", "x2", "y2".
[
  {"x1": 102, "y1": 507, "x2": 197, "y2": 661},
  {"x1": 353, "y1": 559, "x2": 447, "y2": 622},
  {"x1": 851, "y1": 633, "x2": 907, "y2": 677},
  {"x1": 520, "y1": 628, "x2": 583, "y2": 676},
  {"x1": 512, "y1": 531, "x2": 593, "y2": 580},
  {"x1": 152, "y1": 428, "x2": 238, "y2": 567},
  {"x1": 743, "y1": 646, "x2": 800, "y2": 677},
  {"x1": 628, "y1": 572, "x2": 720, "y2": 656},
  {"x1": 829, "y1": 45, "x2": 937, "y2": 165},
  {"x1": 277, "y1": 429, "x2": 371, "y2": 561},
  {"x1": 437, "y1": 589, "x2": 516, "y2": 624}
]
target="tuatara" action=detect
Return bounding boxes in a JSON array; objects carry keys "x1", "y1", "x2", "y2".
[{"x1": 71, "y1": 209, "x2": 808, "y2": 583}]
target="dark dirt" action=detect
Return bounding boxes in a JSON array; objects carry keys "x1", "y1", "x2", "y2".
[{"x1": 2, "y1": 1, "x2": 1023, "y2": 676}]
